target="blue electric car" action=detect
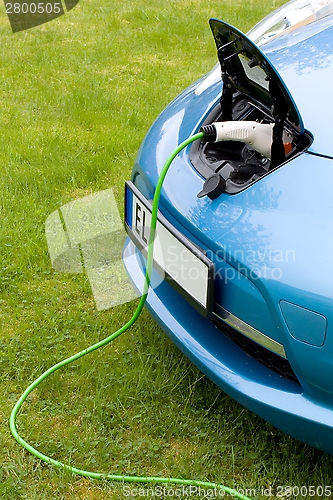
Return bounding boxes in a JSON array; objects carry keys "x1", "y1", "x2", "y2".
[{"x1": 124, "y1": 0, "x2": 333, "y2": 453}]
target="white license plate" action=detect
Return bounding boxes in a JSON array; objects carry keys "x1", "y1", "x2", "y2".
[{"x1": 125, "y1": 181, "x2": 214, "y2": 316}]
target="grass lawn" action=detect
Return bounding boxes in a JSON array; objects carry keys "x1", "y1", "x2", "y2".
[{"x1": 1, "y1": 0, "x2": 333, "y2": 498}]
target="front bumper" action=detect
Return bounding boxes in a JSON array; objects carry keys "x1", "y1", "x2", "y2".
[{"x1": 124, "y1": 237, "x2": 333, "y2": 454}]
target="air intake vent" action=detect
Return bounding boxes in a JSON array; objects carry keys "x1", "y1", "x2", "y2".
[{"x1": 212, "y1": 314, "x2": 300, "y2": 386}]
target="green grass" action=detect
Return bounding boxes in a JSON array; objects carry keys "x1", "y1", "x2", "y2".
[{"x1": 2, "y1": 0, "x2": 333, "y2": 499}]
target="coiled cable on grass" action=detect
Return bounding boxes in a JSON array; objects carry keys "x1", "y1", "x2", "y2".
[{"x1": 10, "y1": 132, "x2": 252, "y2": 500}]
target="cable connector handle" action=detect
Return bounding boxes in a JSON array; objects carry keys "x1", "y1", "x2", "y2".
[{"x1": 201, "y1": 121, "x2": 273, "y2": 159}]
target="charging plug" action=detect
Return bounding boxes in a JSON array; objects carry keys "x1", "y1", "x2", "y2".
[{"x1": 201, "y1": 121, "x2": 273, "y2": 159}]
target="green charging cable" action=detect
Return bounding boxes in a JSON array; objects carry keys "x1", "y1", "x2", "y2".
[{"x1": 10, "y1": 132, "x2": 252, "y2": 500}]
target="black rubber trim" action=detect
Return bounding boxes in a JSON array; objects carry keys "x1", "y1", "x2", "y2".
[{"x1": 212, "y1": 312, "x2": 301, "y2": 386}]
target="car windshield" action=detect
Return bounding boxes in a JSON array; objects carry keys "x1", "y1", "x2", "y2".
[{"x1": 249, "y1": 0, "x2": 333, "y2": 46}]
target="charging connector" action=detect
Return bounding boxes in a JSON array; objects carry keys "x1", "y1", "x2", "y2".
[{"x1": 201, "y1": 120, "x2": 273, "y2": 158}]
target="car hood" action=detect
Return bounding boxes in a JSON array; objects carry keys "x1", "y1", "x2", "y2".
[
  {"x1": 262, "y1": 13, "x2": 333, "y2": 158},
  {"x1": 197, "y1": 14, "x2": 333, "y2": 158},
  {"x1": 135, "y1": 98, "x2": 333, "y2": 318},
  {"x1": 213, "y1": 151, "x2": 333, "y2": 307},
  {"x1": 133, "y1": 14, "x2": 333, "y2": 318}
]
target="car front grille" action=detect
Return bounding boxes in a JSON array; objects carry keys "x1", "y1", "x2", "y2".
[{"x1": 212, "y1": 314, "x2": 301, "y2": 386}]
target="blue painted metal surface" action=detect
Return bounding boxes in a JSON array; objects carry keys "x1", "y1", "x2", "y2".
[
  {"x1": 124, "y1": 11, "x2": 333, "y2": 453},
  {"x1": 264, "y1": 14, "x2": 333, "y2": 157},
  {"x1": 124, "y1": 239, "x2": 333, "y2": 454}
]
